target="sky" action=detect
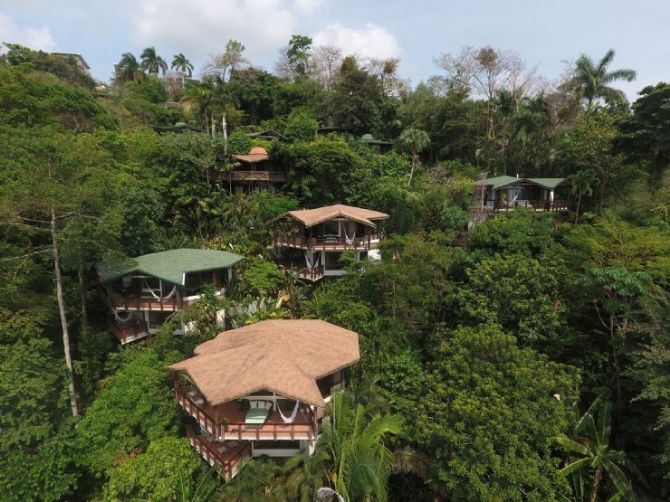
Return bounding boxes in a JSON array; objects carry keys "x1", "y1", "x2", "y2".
[{"x1": 1, "y1": 0, "x2": 668, "y2": 99}]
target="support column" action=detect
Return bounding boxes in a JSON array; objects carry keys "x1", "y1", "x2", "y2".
[{"x1": 549, "y1": 190, "x2": 554, "y2": 210}]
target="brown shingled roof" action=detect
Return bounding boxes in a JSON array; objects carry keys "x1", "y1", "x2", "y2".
[
  {"x1": 168, "y1": 320, "x2": 360, "y2": 408},
  {"x1": 234, "y1": 146, "x2": 269, "y2": 164},
  {"x1": 274, "y1": 204, "x2": 389, "y2": 228}
]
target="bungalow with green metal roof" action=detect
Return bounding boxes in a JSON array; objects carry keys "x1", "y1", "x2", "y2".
[
  {"x1": 474, "y1": 175, "x2": 569, "y2": 212},
  {"x1": 97, "y1": 249, "x2": 243, "y2": 344}
]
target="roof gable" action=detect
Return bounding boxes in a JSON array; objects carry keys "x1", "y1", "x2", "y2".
[
  {"x1": 169, "y1": 320, "x2": 360, "y2": 407},
  {"x1": 98, "y1": 249, "x2": 244, "y2": 285},
  {"x1": 476, "y1": 176, "x2": 567, "y2": 190},
  {"x1": 274, "y1": 204, "x2": 389, "y2": 228}
]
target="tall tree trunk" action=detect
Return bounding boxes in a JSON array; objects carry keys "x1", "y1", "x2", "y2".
[
  {"x1": 408, "y1": 154, "x2": 417, "y2": 188},
  {"x1": 486, "y1": 102, "x2": 495, "y2": 141},
  {"x1": 575, "y1": 192, "x2": 582, "y2": 224},
  {"x1": 78, "y1": 262, "x2": 88, "y2": 333},
  {"x1": 51, "y1": 208, "x2": 78, "y2": 417}
]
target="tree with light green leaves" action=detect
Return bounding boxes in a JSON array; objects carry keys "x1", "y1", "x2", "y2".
[
  {"x1": 171, "y1": 53, "x2": 194, "y2": 87},
  {"x1": 141, "y1": 46, "x2": 168, "y2": 75},
  {"x1": 116, "y1": 52, "x2": 145, "y2": 82},
  {"x1": 573, "y1": 49, "x2": 636, "y2": 108},
  {"x1": 414, "y1": 324, "x2": 579, "y2": 500},
  {"x1": 319, "y1": 391, "x2": 403, "y2": 502},
  {"x1": 398, "y1": 127, "x2": 430, "y2": 188},
  {"x1": 555, "y1": 392, "x2": 644, "y2": 501},
  {"x1": 570, "y1": 169, "x2": 596, "y2": 223}
]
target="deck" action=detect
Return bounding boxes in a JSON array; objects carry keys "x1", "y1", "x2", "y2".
[
  {"x1": 174, "y1": 382, "x2": 317, "y2": 441},
  {"x1": 186, "y1": 426, "x2": 251, "y2": 480},
  {"x1": 229, "y1": 170, "x2": 287, "y2": 182},
  {"x1": 111, "y1": 290, "x2": 225, "y2": 312},
  {"x1": 298, "y1": 265, "x2": 325, "y2": 282},
  {"x1": 107, "y1": 318, "x2": 149, "y2": 344},
  {"x1": 273, "y1": 233, "x2": 381, "y2": 251},
  {"x1": 474, "y1": 200, "x2": 568, "y2": 212}
]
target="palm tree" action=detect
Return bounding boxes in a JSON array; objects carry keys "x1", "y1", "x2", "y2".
[
  {"x1": 172, "y1": 53, "x2": 194, "y2": 87},
  {"x1": 398, "y1": 127, "x2": 430, "y2": 188},
  {"x1": 569, "y1": 169, "x2": 595, "y2": 223},
  {"x1": 182, "y1": 79, "x2": 215, "y2": 133},
  {"x1": 555, "y1": 392, "x2": 644, "y2": 501},
  {"x1": 573, "y1": 49, "x2": 636, "y2": 108},
  {"x1": 283, "y1": 450, "x2": 328, "y2": 501},
  {"x1": 116, "y1": 52, "x2": 144, "y2": 82},
  {"x1": 319, "y1": 392, "x2": 403, "y2": 501},
  {"x1": 140, "y1": 46, "x2": 168, "y2": 75}
]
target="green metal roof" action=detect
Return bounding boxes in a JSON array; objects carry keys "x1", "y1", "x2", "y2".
[
  {"x1": 476, "y1": 176, "x2": 566, "y2": 190},
  {"x1": 98, "y1": 249, "x2": 244, "y2": 285},
  {"x1": 359, "y1": 133, "x2": 392, "y2": 145}
]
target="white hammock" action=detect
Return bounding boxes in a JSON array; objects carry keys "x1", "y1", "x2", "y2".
[
  {"x1": 343, "y1": 221, "x2": 357, "y2": 245},
  {"x1": 276, "y1": 399, "x2": 301, "y2": 424},
  {"x1": 304, "y1": 251, "x2": 320, "y2": 269},
  {"x1": 114, "y1": 310, "x2": 133, "y2": 323},
  {"x1": 143, "y1": 279, "x2": 177, "y2": 301}
]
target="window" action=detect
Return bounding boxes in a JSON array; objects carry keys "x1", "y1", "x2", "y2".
[{"x1": 324, "y1": 221, "x2": 339, "y2": 237}]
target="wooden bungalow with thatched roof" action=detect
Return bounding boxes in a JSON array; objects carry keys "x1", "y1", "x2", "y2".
[
  {"x1": 169, "y1": 319, "x2": 360, "y2": 479},
  {"x1": 225, "y1": 146, "x2": 287, "y2": 194},
  {"x1": 271, "y1": 204, "x2": 389, "y2": 281}
]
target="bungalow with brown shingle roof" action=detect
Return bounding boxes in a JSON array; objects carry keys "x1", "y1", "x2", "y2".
[
  {"x1": 271, "y1": 204, "x2": 389, "y2": 281},
  {"x1": 169, "y1": 319, "x2": 360, "y2": 478}
]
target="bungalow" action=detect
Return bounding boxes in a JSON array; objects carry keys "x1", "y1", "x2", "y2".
[
  {"x1": 97, "y1": 249, "x2": 243, "y2": 344},
  {"x1": 51, "y1": 52, "x2": 91, "y2": 72},
  {"x1": 271, "y1": 204, "x2": 389, "y2": 281},
  {"x1": 225, "y1": 146, "x2": 287, "y2": 194},
  {"x1": 169, "y1": 319, "x2": 360, "y2": 479},
  {"x1": 247, "y1": 129, "x2": 287, "y2": 142},
  {"x1": 359, "y1": 133, "x2": 393, "y2": 154},
  {"x1": 474, "y1": 176, "x2": 568, "y2": 212}
]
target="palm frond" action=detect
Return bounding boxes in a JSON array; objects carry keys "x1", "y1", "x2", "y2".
[
  {"x1": 554, "y1": 435, "x2": 592, "y2": 456},
  {"x1": 559, "y1": 458, "x2": 592, "y2": 478},
  {"x1": 598, "y1": 49, "x2": 616, "y2": 72},
  {"x1": 603, "y1": 68, "x2": 636, "y2": 83}
]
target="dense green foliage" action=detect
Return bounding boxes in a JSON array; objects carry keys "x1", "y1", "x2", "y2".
[{"x1": 0, "y1": 40, "x2": 669, "y2": 501}]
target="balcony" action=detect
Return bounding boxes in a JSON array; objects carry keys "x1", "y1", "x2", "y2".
[
  {"x1": 186, "y1": 426, "x2": 251, "y2": 480},
  {"x1": 474, "y1": 200, "x2": 568, "y2": 213},
  {"x1": 229, "y1": 170, "x2": 287, "y2": 182},
  {"x1": 174, "y1": 382, "x2": 317, "y2": 442},
  {"x1": 107, "y1": 318, "x2": 148, "y2": 344},
  {"x1": 273, "y1": 232, "x2": 381, "y2": 251},
  {"x1": 298, "y1": 265, "x2": 325, "y2": 282},
  {"x1": 111, "y1": 289, "x2": 225, "y2": 312}
]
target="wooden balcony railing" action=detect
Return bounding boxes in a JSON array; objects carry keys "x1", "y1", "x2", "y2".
[
  {"x1": 219, "y1": 419, "x2": 316, "y2": 441},
  {"x1": 229, "y1": 170, "x2": 287, "y2": 182},
  {"x1": 186, "y1": 426, "x2": 251, "y2": 480},
  {"x1": 273, "y1": 233, "x2": 381, "y2": 250},
  {"x1": 174, "y1": 380, "x2": 317, "y2": 442},
  {"x1": 112, "y1": 295, "x2": 180, "y2": 312},
  {"x1": 111, "y1": 290, "x2": 225, "y2": 312},
  {"x1": 492, "y1": 200, "x2": 568, "y2": 211},
  {"x1": 174, "y1": 382, "x2": 219, "y2": 435},
  {"x1": 298, "y1": 265, "x2": 325, "y2": 282},
  {"x1": 107, "y1": 318, "x2": 148, "y2": 344}
]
